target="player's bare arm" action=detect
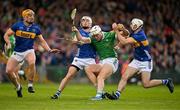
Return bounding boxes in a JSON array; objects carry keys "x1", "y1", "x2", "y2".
[
  {"x1": 117, "y1": 24, "x2": 130, "y2": 37},
  {"x1": 37, "y1": 35, "x2": 60, "y2": 53},
  {"x1": 116, "y1": 30, "x2": 136, "y2": 45},
  {"x1": 112, "y1": 23, "x2": 130, "y2": 37},
  {"x1": 72, "y1": 26, "x2": 91, "y2": 43},
  {"x1": 4, "y1": 28, "x2": 14, "y2": 49}
]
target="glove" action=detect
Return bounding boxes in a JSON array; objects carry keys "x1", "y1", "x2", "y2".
[
  {"x1": 117, "y1": 23, "x2": 125, "y2": 31},
  {"x1": 104, "y1": 92, "x2": 119, "y2": 100}
]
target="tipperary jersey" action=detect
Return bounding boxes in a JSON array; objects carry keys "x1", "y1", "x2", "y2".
[
  {"x1": 131, "y1": 29, "x2": 151, "y2": 61},
  {"x1": 75, "y1": 28, "x2": 96, "y2": 58},
  {"x1": 11, "y1": 21, "x2": 41, "y2": 52}
]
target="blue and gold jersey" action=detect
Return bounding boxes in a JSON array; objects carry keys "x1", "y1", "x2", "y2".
[
  {"x1": 11, "y1": 21, "x2": 41, "y2": 52},
  {"x1": 131, "y1": 29, "x2": 151, "y2": 61},
  {"x1": 76, "y1": 28, "x2": 96, "y2": 58}
]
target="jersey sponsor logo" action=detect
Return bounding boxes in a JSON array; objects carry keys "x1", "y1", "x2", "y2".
[
  {"x1": 16, "y1": 30, "x2": 36, "y2": 39},
  {"x1": 133, "y1": 40, "x2": 149, "y2": 47}
]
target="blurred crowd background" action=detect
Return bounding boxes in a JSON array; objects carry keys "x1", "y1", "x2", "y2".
[{"x1": 0, "y1": 0, "x2": 180, "y2": 83}]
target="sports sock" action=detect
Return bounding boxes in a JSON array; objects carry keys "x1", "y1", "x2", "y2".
[
  {"x1": 115, "y1": 90, "x2": 121, "y2": 98},
  {"x1": 16, "y1": 84, "x2": 21, "y2": 91},
  {"x1": 162, "y1": 79, "x2": 169, "y2": 85},
  {"x1": 55, "y1": 90, "x2": 61, "y2": 97},
  {"x1": 95, "y1": 90, "x2": 103, "y2": 97},
  {"x1": 28, "y1": 80, "x2": 33, "y2": 87}
]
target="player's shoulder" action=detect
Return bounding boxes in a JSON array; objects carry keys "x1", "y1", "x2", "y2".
[
  {"x1": 105, "y1": 31, "x2": 115, "y2": 35},
  {"x1": 131, "y1": 30, "x2": 147, "y2": 41},
  {"x1": 103, "y1": 31, "x2": 116, "y2": 38},
  {"x1": 31, "y1": 23, "x2": 41, "y2": 31},
  {"x1": 32, "y1": 23, "x2": 40, "y2": 28},
  {"x1": 12, "y1": 21, "x2": 23, "y2": 26}
]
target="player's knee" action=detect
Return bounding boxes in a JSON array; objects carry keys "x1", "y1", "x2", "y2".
[
  {"x1": 6, "y1": 68, "x2": 13, "y2": 75},
  {"x1": 85, "y1": 68, "x2": 91, "y2": 74},
  {"x1": 29, "y1": 63, "x2": 35, "y2": 67},
  {"x1": 142, "y1": 82, "x2": 150, "y2": 88},
  {"x1": 97, "y1": 75, "x2": 105, "y2": 81},
  {"x1": 65, "y1": 73, "x2": 75, "y2": 80},
  {"x1": 121, "y1": 74, "x2": 128, "y2": 81},
  {"x1": 85, "y1": 66, "x2": 94, "y2": 73},
  {"x1": 28, "y1": 63, "x2": 36, "y2": 70}
]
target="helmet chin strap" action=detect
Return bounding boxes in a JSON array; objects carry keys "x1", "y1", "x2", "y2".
[{"x1": 133, "y1": 25, "x2": 143, "y2": 33}]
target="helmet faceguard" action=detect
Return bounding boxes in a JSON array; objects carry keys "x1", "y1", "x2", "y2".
[
  {"x1": 130, "y1": 18, "x2": 143, "y2": 31},
  {"x1": 90, "y1": 25, "x2": 102, "y2": 36},
  {"x1": 80, "y1": 16, "x2": 92, "y2": 28}
]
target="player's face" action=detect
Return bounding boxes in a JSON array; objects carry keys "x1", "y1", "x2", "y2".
[
  {"x1": 80, "y1": 19, "x2": 91, "y2": 29},
  {"x1": 130, "y1": 23, "x2": 137, "y2": 31},
  {"x1": 24, "y1": 12, "x2": 35, "y2": 24},
  {"x1": 93, "y1": 33, "x2": 103, "y2": 41}
]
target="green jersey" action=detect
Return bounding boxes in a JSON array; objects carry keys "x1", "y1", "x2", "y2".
[
  {"x1": 6, "y1": 35, "x2": 15, "y2": 57},
  {"x1": 91, "y1": 32, "x2": 117, "y2": 60}
]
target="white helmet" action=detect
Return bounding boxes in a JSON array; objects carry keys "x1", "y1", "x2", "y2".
[
  {"x1": 130, "y1": 18, "x2": 143, "y2": 30},
  {"x1": 90, "y1": 25, "x2": 102, "y2": 36},
  {"x1": 80, "y1": 16, "x2": 92, "y2": 27}
]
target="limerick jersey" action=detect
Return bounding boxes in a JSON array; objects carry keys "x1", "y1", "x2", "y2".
[
  {"x1": 6, "y1": 35, "x2": 15, "y2": 57},
  {"x1": 76, "y1": 29, "x2": 96, "y2": 58},
  {"x1": 131, "y1": 29, "x2": 151, "y2": 61},
  {"x1": 11, "y1": 21, "x2": 42, "y2": 52},
  {"x1": 91, "y1": 32, "x2": 117, "y2": 60}
]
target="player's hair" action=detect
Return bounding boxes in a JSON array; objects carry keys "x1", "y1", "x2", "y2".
[{"x1": 22, "y1": 9, "x2": 34, "y2": 18}]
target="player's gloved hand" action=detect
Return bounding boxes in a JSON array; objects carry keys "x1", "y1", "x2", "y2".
[
  {"x1": 105, "y1": 92, "x2": 119, "y2": 100},
  {"x1": 112, "y1": 23, "x2": 118, "y2": 31},
  {"x1": 72, "y1": 26, "x2": 78, "y2": 32},
  {"x1": 49, "y1": 49, "x2": 61, "y2": 53},
  {"x1": 117, "y1": 23, "x2": 125, "y2": 31}
]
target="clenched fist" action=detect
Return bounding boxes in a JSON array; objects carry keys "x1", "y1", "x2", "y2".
[{"x1": 117, "y1": 23, "x2": 125, "y2": 31}]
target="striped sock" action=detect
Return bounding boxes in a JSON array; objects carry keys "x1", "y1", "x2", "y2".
[
  {"x1": 55, "y1": 90, "x2": 61, "y2": 97},
  {"x1": 115, "y1": 90, "x2": 121, "y2": 98},
  {"x1": 162, "y1": 79, "x2": 169, "y2": 85}
]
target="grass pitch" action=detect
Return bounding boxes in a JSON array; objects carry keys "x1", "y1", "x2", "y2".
[{"x1": 0, "y1": 83, "x2": 179, "y2": 110}]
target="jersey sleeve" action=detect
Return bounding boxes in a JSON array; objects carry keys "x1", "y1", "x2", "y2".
[
  {"x1": 36, "y1": 25, "x2": 42, "y2": 35},
  {"x1": 131, "y1": 33, "x2": 145, "y2": 42},
  {"x1": 11, "y1": 22, "x2": 18, "y2": 32},
  {"x1": 108, "y1": 31, "x2": 116, "y2": 41},
  {"x1": 90, "y1": 37, "x2": 94, "y2": 44}
]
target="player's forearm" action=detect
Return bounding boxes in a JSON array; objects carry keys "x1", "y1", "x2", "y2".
[
  {"x1": 116, "y1": 31, "x2": 128, "y2": 45},
  {"x1": 75, "y1": 31, "x2": 83, "y2": 41},
  {"x1": 40, "y1": 40, "x2": 51, "y2": 52},
  {"x1": 4, "y1": 33, "x2": 11, "y2": 44},
  {"x1": 122, "y1": 29, "x2": 130, "y2": 37},
  {"x1": 75, "y1": 31, "x2": 90, "y2": 43}
]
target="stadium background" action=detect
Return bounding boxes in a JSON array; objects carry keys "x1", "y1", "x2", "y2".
[{"x1": 0, "y1": 0, "x2": 180, "y2": 84}]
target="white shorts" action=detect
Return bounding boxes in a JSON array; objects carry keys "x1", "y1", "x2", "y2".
[
  {"x1": 11, "y1": 49, "x2": 35, "y2": 62},
  {"x1": 71, "y1": 57, "x2": 96, "y2": 70},
  {"x1": 100, "y1": 58, "x2": 119, "y2": 73},
  {"x1": 128, "y1": 59, "x2": 153, "y2": 72}
]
